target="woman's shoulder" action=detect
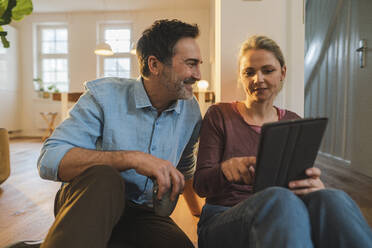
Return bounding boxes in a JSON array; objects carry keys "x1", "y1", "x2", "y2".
[
  {"x1": 207, "y1": 102, "x2": 236, "y2": 113},
  {"x1": 283, "y1": 109, "x2": 302, "y2": 120},
  {"x1": 204, "y1": 102, "x2": 238, "y2": 122}
]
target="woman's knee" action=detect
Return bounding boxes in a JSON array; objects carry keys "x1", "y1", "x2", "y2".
[
  {"x1": 200, "y1": 187, "x2": 311, "y2": 246},
  {"x1": 303, "y1": 189, "x2": 355, "y2": 210},
  {"x1": 258, "y1": 187, "x2": 304, "y2": 208},
  {"x1": 239, "y1": 187, "x2": 308, "y2": 220},
  {"x1": 252, "y1": 187, "x2": 311, "y2": 232}
]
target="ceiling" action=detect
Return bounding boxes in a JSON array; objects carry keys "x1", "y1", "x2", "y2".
[{"x1": 32, "y1": 0, "x2": 210, "y2": 13}]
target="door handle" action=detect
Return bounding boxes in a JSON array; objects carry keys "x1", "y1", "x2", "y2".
[{"x1": 356, "y1": 39, "x2": 367, "y2": 68}]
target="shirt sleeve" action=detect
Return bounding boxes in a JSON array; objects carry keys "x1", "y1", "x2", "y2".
[
  {"x1": 193, "y1": 105, "x2": 230, "y2": 197},
  {"x1": 176, "y1": 117, "x2": 202, "y2": 180},
  {"x1": 37, "y1": 89, "x2": 103, "y2": 181}
]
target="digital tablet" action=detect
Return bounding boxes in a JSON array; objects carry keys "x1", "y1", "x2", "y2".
[{"x1": 252, "y1": 117, "x2": 328, "y2": 193}]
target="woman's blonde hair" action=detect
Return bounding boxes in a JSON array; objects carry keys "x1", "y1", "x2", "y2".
[{"x1": 238, "y1": 35, "x2": 285, "y2": 68}]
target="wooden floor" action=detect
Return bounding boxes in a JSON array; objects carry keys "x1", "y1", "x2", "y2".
[
  {"x1": 1, "y1": 139, "x2": 372, "y2": 247},
  {"x1": 316, "y1": 158, "x2": 372, "y2": 227},
  {"x1": 0, "y1": 139, "x2": 60, "y2": 247}
]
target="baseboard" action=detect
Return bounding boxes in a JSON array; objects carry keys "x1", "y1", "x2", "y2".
[
  {"x1": 5, "y1": 129, "x2": 42, "y2": 140},
  {"x1": 7, "y1": 129, "x2": 23, "y2": 139},
  {"x1": 7, "y1": 129, "x2": 22, "y2": 134},
  {"x1": 9, "y1": 136, "x2": 42, "y2": 140},
  {"x1": 316, "y1": 152, "x2": 351, "y2": 168}
]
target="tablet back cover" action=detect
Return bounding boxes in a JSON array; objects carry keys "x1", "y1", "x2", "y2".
[{"x1": 253, "y1": 118, "x2": 328, "y2": 193}]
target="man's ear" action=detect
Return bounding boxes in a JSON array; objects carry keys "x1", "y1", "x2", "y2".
[{"x1": 148, "y1": 55, "x2": 162, "y2": 76}]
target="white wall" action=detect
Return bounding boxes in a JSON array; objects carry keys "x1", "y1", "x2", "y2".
[
  {"x1": 17, "y1": 8, "x2": 211, "y2": 136},
  {"x1": 215, "y1": 0, "x2": 304, "y2": 115},
  {"x1": 0, "y1": 25, "x2": 22, "y2": 132},
  {"x1": 10, "y1": 1, "x2": 305, "y2": 136}
]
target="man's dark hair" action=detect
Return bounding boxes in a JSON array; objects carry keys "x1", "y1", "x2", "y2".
[{"x1": 136, "y1": 19, "x2": 199, "y2": 78}]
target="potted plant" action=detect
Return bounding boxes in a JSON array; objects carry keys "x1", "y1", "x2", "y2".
[
  {"x1": 48, "y1": 84, "x2": 60, "y2": 100},
  {"x1": 0, "y1": 0, "x2": 33, "y2": 48},
  {"x1": 47, "y1": 84, "x2": 59, "y2": 94},
  {"x1": 33, "y1": 78, "x2": 60, "y2": 99},
  {"x1": 33, "y1": 77, "x2": 47, "y2": 98}
]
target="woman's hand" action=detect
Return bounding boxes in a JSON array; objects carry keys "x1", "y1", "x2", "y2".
[
  {"x1": 289, "y1": 167, "x2": 325, "y2": 195},
  {"x1": 221, "y1": 156, "x2": 256, "y2": 184}
]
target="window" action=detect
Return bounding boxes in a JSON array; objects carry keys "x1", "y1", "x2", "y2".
[
  {"x1": 98, "y1": 23, "x2": 132, "y2": 78},
  {"x1": 104, "y1": 58, "x2": 130, "y2": 77},
  {"x1": 36, "y1": 25, "x2": 69, "y2": 92}
]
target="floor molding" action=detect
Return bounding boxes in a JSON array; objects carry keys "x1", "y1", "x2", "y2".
[{"x1": 316, "y1": 152, "x2": 351, "y2": 168}]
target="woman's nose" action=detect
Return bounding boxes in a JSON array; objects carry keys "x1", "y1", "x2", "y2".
[{"x1": 253, "y1": 71, "x2": 264, "y2": 82}]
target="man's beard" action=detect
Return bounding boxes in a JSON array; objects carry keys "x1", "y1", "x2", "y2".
[{"x1": 174, "y1": 77, "x2": 196, "y2": 100}]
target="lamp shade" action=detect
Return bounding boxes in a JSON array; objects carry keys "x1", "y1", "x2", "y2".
[
  {"x1": 130, "y1": 42, "x2": 136, "y2": 55},
  {"x1": 94, "y1": 42, "x2": 114, "y2": 56},
  {"x1": 197, "y1": 80, "x2": 209, "y2": 91}
]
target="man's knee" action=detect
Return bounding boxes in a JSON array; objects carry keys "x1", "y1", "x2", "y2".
[
  {"x1": 72, "y1": 165, "x2": 125, "y2": 192},
  {"x1": 58, "y1": 165, "x2": 126, "y2": 211},
  {"x1": 154, "y1": 227, "x2": 194, "y2": 248},
  {"x1": 137, "y1": 220, "x2": 194, "y2": 248}
]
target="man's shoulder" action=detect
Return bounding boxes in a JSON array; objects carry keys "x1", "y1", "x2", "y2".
[
  {"x1": 180, "y1": 96, "x2": 202, "y2": 119},
  {"x1": 183, "y1": 95, "x2": 201, "y2": 109},
  {"x1": 85, "y1": 77, "x2": 138, "y2": 92}
]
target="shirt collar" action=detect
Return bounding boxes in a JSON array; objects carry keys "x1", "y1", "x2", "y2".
[
  {"x1": 134, "y1": 77, "x2": 152, "y2": 109},
  {"x1": 134, "y1": 77, "x2": 181, "y2": 114},
  {"x1": 165, "y1": 100, "x2": 181, "y2": 114}
]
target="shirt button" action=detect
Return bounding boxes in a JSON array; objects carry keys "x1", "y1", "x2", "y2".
[{"x1": 151, "y1": 147, "x2": 156, "y2": 151}]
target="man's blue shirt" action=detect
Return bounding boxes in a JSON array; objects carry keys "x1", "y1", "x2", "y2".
[{"x1": 37, "y1": 77, "x2": 202, "y2": 206}]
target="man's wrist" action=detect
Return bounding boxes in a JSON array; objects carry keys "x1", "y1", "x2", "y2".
[{"x1": 112, "y1": 150, "x2": 142, "y2": 170}]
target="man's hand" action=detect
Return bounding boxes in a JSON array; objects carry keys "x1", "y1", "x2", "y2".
[
  {"x1": 220, "y1": 156, "x2": 256, "y2": 184},
  {"x1": 131, "y1": 152, "x2": 185, "y2": 201},
  {"x1": 289, "y1": 167, "x2": 325, "y2": 195}
]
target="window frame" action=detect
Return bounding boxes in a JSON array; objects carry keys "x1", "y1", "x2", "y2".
[
  {"x1": 97, "y1": 22, "x2": 133, "y2": 78},
  {"x1": 35, "y1": 23, "x2": 69, "y2": 92}
]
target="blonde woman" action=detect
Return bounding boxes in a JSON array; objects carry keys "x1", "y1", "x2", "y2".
[{"x1": 193, "y1": 35, "x2": 372, "y2": 248}]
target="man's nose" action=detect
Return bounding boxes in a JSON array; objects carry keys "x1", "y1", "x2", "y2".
[{"x1": 193, "y1": 66, "x2": 201, "y2": 81}]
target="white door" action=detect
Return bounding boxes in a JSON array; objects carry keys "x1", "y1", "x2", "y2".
[{"x1": 351, "y1": 0, "x2": 372, "y2": 177}]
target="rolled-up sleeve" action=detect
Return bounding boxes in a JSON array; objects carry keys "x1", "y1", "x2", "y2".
[
  {"x1": 37, "y1": 88, "x2": 103, "y2": 181},
  {"x1": 176, "y1": 119, "x2": 201, "y2": 180}
]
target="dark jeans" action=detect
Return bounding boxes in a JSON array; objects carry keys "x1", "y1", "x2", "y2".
[
  {"x1": 198, "y1": 187, "x2": 372, "y2": 248},
  {"x1": 40, "y1": 165, "x2": 194, "y2": 248}
]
